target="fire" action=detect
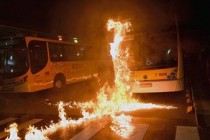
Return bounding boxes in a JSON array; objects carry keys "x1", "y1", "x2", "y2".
[
  {"x1": 5, "y1": 123, "x2": 20, "y2": 140},
  {"x1": 107, "y1": 19, "x2": 123, "y2": 59},
  {"x1": 110, "y1": 114, "x2": 134, "y2": 138},
  {"x1": 25, "y1": 126, "x2": 48, "y2": 140},
  {"x1": 6, "y1": 19, "x2": 177, "y2": 139},
  {"x1": 58, "y1": 101, "x2": 68, "y2": 127}
]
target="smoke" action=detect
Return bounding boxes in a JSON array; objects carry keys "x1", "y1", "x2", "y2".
[
  {"x1": 46, "y1": 0, "x2": 193, "y2": 60},
  {"x1": 47, "y1": 0, "x2": 192, "y2": 37},
  {"x1": 0, "y1": 0, "x2": 193, "y2": 38}
]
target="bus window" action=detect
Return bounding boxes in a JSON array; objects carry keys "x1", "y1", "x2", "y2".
[
  {"x1": 48, "y1": 42, "x2": 66, "y2": 62},
  {"x1": 63, "y1": 44, "x2": 75, "y2": 61},
  {"x1": 29, "y1": 40, "x2": 47, "y2": 74},
  {"x1": 63, "y1": 44, "x2": 85, "y2": 61},
  {"x1": 49, "y1": 42, "x2": 85, "y2": 62},
  {"x1": 125, "y1": 33, "x2": 178, "y2": 70},
  {"x1": 72, "y1": 45, "x2": 86, "y2": 60}
]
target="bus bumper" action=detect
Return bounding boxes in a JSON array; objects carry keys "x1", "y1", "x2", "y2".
[{"x1": 130, "y1": 78, "x2": 185, "y2": 93}]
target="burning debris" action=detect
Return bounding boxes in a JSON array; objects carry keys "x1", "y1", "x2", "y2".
[{"x1": 6, "y1": 19, "x2": 176, "y2": 140}]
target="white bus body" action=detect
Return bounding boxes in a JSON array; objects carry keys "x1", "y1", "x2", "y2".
[{"x1": 126, "y1": 32, "x2": 184, "y2": 93}]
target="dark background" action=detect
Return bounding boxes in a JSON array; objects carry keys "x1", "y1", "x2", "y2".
[{"x1": 0, "y1": 0, "x2": 210, "y2": 54}]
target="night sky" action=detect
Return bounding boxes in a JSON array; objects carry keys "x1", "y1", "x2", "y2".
[{"x1": 0, "y1": 0, "x2": 210, "y2": 43}]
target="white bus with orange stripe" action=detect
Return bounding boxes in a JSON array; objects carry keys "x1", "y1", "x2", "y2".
[
  {"x1": 0, "y1": 36, "x2": 98, "y2": 93},
  {"x1": 126, "y1": 31, "x2": 184, "y2": 93}
]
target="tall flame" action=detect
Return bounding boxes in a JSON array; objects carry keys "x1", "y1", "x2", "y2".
[{"x1": 106, "y1": 19, "x2": 139, "y2": 137}]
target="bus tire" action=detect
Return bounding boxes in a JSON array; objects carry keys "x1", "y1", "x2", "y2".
[{"x1": 53, "y1": 74, "x2": 66, "y2": 90}]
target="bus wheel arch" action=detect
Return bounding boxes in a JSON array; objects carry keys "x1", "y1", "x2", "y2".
[{"x1": 53, "y1": 73, "x2": 66, "y2": 89}]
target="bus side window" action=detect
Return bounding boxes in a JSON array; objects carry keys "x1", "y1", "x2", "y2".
[
  {"x1": 49, "y1": 43, "x2": 85, "y2": 62},
  {"x1": 64, "y1": 44, "x2": 77, "y2": 61},
  {"x1": 66, "y1": 45, "x2": 85, "y2": 61},
  {"x1": 29, "y1": 41, "x2": 47, "y2": 74},
  {"x1": 49, "y1": 42, "x2": 65, "y2": 62},
  {"x1": 76, "y1": 46, "x2": 86, "y2": 60}
]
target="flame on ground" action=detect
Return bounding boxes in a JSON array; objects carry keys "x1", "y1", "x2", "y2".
[
  {"x1": 110, "y1": 114, "x2": 134, "y2": 138},
  {"x1": 6, "y1": 19, "x2": 177, "y2": 140},
  {"x1": 5, "y1": 123, "x2": 20, "y2": 140},
  {"x1": 25, "y1": 126, "x2": 48, "y2": 140}
]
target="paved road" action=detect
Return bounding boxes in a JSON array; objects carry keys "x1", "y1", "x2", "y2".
[
  {"x1": 188, "y1": 55, "x2": 210, "y2": 139},
  {"x1": 0, "y1": 114, "x2": 198, "y2": 140},
  {"x1": 0, "y1": 79, "x2": 98, "y2": 115},
  {"x1": 0, "y1": 83, "x2": 198, "y2": 140}
]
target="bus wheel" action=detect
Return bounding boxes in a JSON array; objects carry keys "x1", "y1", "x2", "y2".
[{"x1": 53, "y1": 75, "x2": 66, "y2": 89}]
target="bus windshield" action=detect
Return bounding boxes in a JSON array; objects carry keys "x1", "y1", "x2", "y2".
[
  {"x1": 124, "y1": 32, "x2": 178, "y2": 70},
  {"x1": 0, "y1": 37, "x2": 28, "y2": 78}
]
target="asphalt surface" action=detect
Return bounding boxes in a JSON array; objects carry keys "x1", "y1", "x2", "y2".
[
  {"x1": 188, "y1": 55, "x2": 210, "y2": 139},
  {"x1": 0, "y1": 83, "x2": 197, "y2": 139}
]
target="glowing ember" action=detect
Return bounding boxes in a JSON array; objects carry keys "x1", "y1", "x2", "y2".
[
  {"x1": 5, "y1": 123, "x2": 20, "y2": 140},
  {"x1": 7, "y1": 19, "x2": 177, "y2": 139}
]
